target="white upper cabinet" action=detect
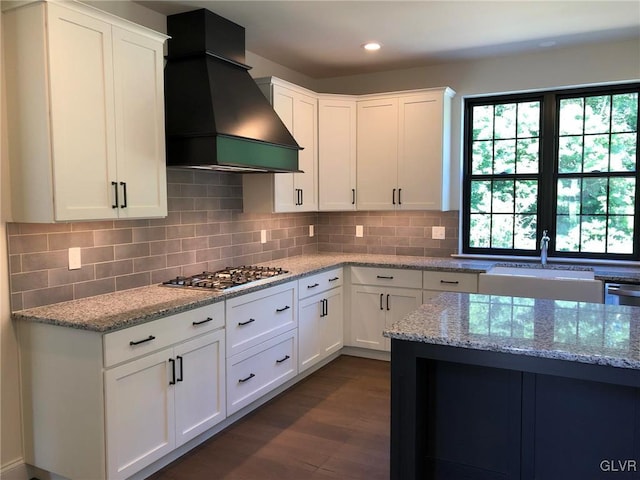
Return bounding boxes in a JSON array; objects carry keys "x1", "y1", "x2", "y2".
[
  {"x1": 356, "y1": 88, "x2": 455, "y2": 211},
  {"x1": 4, "y1": 2, "x2": 168, "y2": 222},
  {"x1": 318, "y1": 96, "x2": 357, "y2": 211},
  {"x1": 243, "y1": 77, "x2": 318, "y2": 213}
]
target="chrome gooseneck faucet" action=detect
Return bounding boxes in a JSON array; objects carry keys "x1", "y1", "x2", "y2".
[{"x1": 540, "y1": 230, "x2": 550, "y2": 266}]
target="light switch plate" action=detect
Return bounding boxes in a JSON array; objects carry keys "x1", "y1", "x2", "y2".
[
  {"x1": 355, "y1": 225, "x2": 364, "y2": 238},
  {"x1": 260, "y1": 229, "x2": 267, "y2": 244},
  {"x1": 68, "y1": 247, "x2": 81, "y2": 270},
  {"x1": 432, "y1": 226, "x2": 446, "y2": 240},
  {"x1": 309, "y1": 225, "x2": 314, "y2": 237}
]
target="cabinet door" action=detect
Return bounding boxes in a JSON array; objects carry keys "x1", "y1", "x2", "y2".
[
  {"x1": 356, "y1": 97, "x2": 398, "y2": 210},
  {"x1": 322, "y1": 287, "x2": 344, "y2": 357},
  {"x1": 384, "y1": 287, "x2": 423, "y2": 351},
  {"x1": 318, "y1": 98, "x2": 357, "y2": 210},
  {"x1": 47, "y1": 3, "x2": 118, "y2": 221},
  {"x1": 272, "y1": 87, "x2": 297, "y2": 212},
  {"x1": 174, "y1": 330, "x2": 226, "y2": 447},
  {"x1": 350, "y1": 286, "x2": 387, "y2": 350},
  {"x1": 293, "y1": 91, "x2": 318, "y2": 212},
  {"x1": 298, "y1": 294, "x2": 323, "y2": 372},
  {"x1": 112, "y1": 26, "x2": 167, "y2": 218},
  {"x1": 104, "y1": 348, "x2": 175, "y2": 480},
  {"x1": 397, "y1": 93, "x2": 443, "y2": 210}
]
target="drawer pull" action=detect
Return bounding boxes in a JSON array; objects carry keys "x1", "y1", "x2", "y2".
[
  {"x1": 440, "y1": 280, "x2": 460, "y2": 285},
  {"x1": 276, "y1": 305, "x2": 291, "y2": 313},
  {"x1": 129, "y1": 335, "x2": 155, "y2": 346},
  {"x1": 307, "y1": 283, "x2": 320, "y2": 289},
  {"x1": 276, "y1": 355, "x2": 290, "y2": 364},
  {"x1": 376, "y1": 275, "x2": 394, "y2": 280},
  {"x1": 238, "y1": 373, "x2": 255, "y2": 383},
  {"x1": 328, "y1": 277, "x2": 340, "y2": 282},
  {"x1": 169, "y1": 358, "x2": 176, "y2": 385},
  {"x1": 238, "y1": 318, "x2": 256, "y2": 326},
  {"x1": 193, "y1": 317, "x2": 213, "y2": 326}
]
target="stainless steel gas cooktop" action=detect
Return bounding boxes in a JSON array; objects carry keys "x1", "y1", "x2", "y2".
[{"x1": 162, "y1": 266, "x2": 289, "y2": 291}]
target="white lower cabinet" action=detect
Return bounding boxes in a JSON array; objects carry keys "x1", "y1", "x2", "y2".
[
  {"x1": 227, "y1": 330, "x2": 297, "y2": 415},
  {"x1": 349, "y1": 266, "x2": 422, "y2": 351},
  {"x1": 299, "y1": 287, "x2": 344, "y2": 372},
  {"x1": 104, "y1": 327, "x2": 226, "y2": 480},
  {"x1": 350, "y1": 285, "x2": 422, "y2": 351},
  {"x1": 18, "y1": 302, "x2": 225, "y2": 480},
  {"x1": 225, "y1": 280, "x2": 299, "y2": 416}
]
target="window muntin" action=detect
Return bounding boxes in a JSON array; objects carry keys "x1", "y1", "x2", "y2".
[{"x1": 463, "y1": 84, "x2": 639, "y2": 260}]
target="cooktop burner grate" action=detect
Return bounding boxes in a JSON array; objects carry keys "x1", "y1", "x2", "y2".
[{"x1": 162, "y1": 266, "x2": 288, "y2": 290}]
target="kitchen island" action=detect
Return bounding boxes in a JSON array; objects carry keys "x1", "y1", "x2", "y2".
[{"x1": 384, "y1": 293, "x2": 640, "y2": 480}]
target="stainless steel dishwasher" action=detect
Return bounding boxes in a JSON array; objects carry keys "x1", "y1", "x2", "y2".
[{"x1": 604, "y1": 283, "x2": 640, "y2": 306}]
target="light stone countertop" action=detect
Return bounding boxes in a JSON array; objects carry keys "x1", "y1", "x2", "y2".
[
  {"x1": 384, "y1": 292, "x2": 640, "y2": 370},
  {"x1": 12, "y1": 252, "x2": 640, "y2": 333}
]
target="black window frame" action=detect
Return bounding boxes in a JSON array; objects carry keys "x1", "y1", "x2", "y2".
[{"x1": 462, "y1": 83, "x2": 640, "y2": 261}]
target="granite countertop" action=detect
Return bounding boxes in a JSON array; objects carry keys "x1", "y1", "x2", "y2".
[
  {"x1": 13, "y1": 252, "x2": 639, "y2": 333},
  {"x1": 384, "y1": 292, "x2": 640, "y2": 370}
]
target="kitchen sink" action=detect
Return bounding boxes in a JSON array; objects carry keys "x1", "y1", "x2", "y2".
[
  {"x1": 485, "y1": 265, "x2": 595, "y2": 280},
  {"x1": 478, "y1": 264, "x2": 603, "y2": 302}
]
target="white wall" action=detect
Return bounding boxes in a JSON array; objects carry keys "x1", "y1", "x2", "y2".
[
  {"x1": 314, "y1": 37, "x2": 640, "y2": 209},
  {"x1": 0, "y1": 5, "x2": 25, "y2": 476}
]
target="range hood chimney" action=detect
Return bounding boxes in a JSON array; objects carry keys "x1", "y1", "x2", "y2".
[{"x1": 164, "y1": 9, "x2": 301, "y2": 173}]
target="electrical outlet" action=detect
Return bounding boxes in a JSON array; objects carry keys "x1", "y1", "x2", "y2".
[
  {"x1": 432, "y1": 226, "x2": 446, "y2": 240},
  {"x1": 355, "y1": 225, "x2": 364, "y2": 238},
  {"x1": 68, "y1": 247, "x2": 81, "y2": 270},
  {"x1": 309, "y1": 225, "x2": 314, "y2": 237},
  {"x1": 260, "y1": 229, "x2": 267, "y2": 244}
]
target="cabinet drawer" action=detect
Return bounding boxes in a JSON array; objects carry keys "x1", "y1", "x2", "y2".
[
  {"x1": 351, "y1": 266, "x2": 422, "y2": 289},
  {"x1": 423, "y1": 271, "x2": 478, "y2": 293},
  {"x1": 103, "y1": 302, "x2": 224, "y2": 367},
  {"x1": 226, "y1": 282, "x2": 296, "y2": 358},
  {"x1": 298, "y1": 267, "x2": 343, "y2": 299},
  {"x1": 227, "y1": 330, "x2": 297, "y2": 415}
]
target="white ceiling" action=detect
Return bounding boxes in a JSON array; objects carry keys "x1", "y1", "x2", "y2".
[{"x1": 136, "y1": 0, "x2": 640, "y2": 78}]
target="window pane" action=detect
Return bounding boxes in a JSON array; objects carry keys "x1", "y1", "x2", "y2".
[
  {"x1": 607, "y1": 216, "x2": 634, "y2": 254},
  {"x1": 514, "y1": 214, "x2": 536, "y2": 250},
  {"x1": 470, "y1": 214, "x2": 491, "y2": 247},
  {"x1": 581, "y1": 215, "x2": 606, "y2": 252},
  {"x1": 473, "y1": 105, "x2": 493, "y2": 140},
  {"x1": 610, "y1": 133, "x2": 637, "y2": 172},
  {"x1": 494, "y1": 104, "x2": 516, "y2": 139},
  {"x1": 558, "y1": 136, "x2": 583, "y2": 173},
  {"x1": 583, "y1": 134, "x2": 609, "y2": 172},
  {"x1": 557, "y1": 178, "x2": 580, "y2": 215},
  {"x1": 491, "y1": 215, "x2": 514, "y2": 248},
  {"x1": 516, "y1": 138, "x2": 539, "y2": 173},
  {"x1": 517, "y1": 101, "x2": 540, "y2": 137},
  {"x1": 612, "y1": 93, "x2": 638, "y2": 132},
  {"x1": 494, "y1": 139, "x2": 516, "y2": 174},
  {"x1": 556, "y1": 214, "x2": 580, "y2": 251},
  {"x1": 470, "y1": 180, "x2": 491, "y2": 213},
  {"x1": 581, "y1": 177, "x2": 607, "y2": 215},
  {"x1": 584, "y1": 95, "x2": 611, "y2": 134},
  {"x1": 472, "y1": 140, "x2": 493, "y2": 174},
  {"x1": 559, "y1": 98, "x2": 584, "y2": 135},
  {"x1": 492, "y1": 180, "x2": 514, "y2": 213},
  {"x1": 609, "y1": 177, "x2": 636, "y2": 215},
  {"x1": 515, "y1": 180, "x2": 538, "y2": 213}
]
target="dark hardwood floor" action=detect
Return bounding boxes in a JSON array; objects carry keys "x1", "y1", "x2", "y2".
[{"x1": 147, "y1": 355, "x2": 390, "y2": 480}]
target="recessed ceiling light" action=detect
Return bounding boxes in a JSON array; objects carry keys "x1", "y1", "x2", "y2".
[
  {"x1": 539, "y1": 40, "x2": 557, "y2": 48},
  {"x1": 363, "y1": 42, "x2": 382, "y2": 51}
]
